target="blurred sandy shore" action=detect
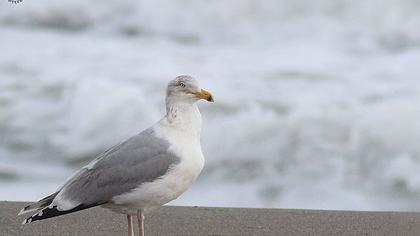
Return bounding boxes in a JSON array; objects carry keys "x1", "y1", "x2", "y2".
[{"x1": 1, "y1": 201, "x2": 420, "y2": 236}]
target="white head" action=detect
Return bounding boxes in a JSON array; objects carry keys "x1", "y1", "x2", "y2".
[{"x1": 166, "y1": 75, "x2": 214, "y2": 106}]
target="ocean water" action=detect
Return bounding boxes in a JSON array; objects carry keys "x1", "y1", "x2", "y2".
[{"x1": 1, "y1": 0, "x2": 420, "y2": 211}]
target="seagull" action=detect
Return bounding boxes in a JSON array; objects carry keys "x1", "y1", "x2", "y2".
[{"x1": 18, "y1": 75, "x2": 214, "y2": 236}]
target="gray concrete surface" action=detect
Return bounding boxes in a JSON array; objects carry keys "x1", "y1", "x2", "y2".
[{"x1": 1, "y1": 201, "x2": 420, "y2": 235}]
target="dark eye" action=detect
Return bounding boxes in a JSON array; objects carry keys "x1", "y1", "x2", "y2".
[{"x1": 179, "y1": 82, "x2": 186, "y2": 88}]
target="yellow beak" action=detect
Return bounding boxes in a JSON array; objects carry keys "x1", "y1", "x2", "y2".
[{"x1": 194, "y1": 89, "x2": 214, "y2": 102}]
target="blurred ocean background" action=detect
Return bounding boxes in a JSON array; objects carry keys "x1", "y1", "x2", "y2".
[{"x1": 1, "y1": 0, "x2": 420, "y2": 211}]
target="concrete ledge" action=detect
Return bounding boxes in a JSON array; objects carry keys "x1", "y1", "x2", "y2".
[{"x1": 1, "y1": 201, "x2": 420, "y2": 235}]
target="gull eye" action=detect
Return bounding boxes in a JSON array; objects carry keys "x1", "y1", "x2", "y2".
[{"x1": 179, "y1": 82, "x2": 186, "y2": 88}]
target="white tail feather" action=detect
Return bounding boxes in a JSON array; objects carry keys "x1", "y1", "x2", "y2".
[{"x1": 18, "y1": 207, "x2": 39, "y2": 216}]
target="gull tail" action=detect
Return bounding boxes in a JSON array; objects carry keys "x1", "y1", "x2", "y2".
[
  {"x1": 18, "y1": 192, "x2": 59, "y2": 216},
  {"x1": 21, "y1": 203, "x2": 101, "y2": 225}
]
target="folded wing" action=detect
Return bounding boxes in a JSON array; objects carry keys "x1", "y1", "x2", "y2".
[{"x1": 20, "y1": 128, "x2": 179, "y2": 224}]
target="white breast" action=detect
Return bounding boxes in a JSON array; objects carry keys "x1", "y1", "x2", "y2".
[{"x1": 107, "y1": 103, "x2": 205, "y2": 214}]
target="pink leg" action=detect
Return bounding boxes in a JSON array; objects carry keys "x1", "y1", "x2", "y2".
[
  {"x1": 137, "y1": 210, "x2": 145, "y2": 236},
  {"x1": 127, "y1": 215, "x2": 134, "y2": 236}
]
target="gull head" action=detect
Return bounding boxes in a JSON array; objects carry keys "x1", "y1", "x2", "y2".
[{"x1": 166, "y1": 75, "x2": 214, "y2": 104}]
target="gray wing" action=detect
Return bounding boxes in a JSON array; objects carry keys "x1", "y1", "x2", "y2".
[
  {"x1": 59, "y1": 127, "x2": 180, "y2": 206},
  {"x1": 21, "y1": 127, "x2": 180, "y2": 224}
]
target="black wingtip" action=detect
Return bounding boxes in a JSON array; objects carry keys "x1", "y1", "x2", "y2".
[
  {"x1": 22, "y1": 203, "x2": 103, "y2": 224},
  {"x1": 19, "y1": 191, "x2": 59, "y2": 216}
]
